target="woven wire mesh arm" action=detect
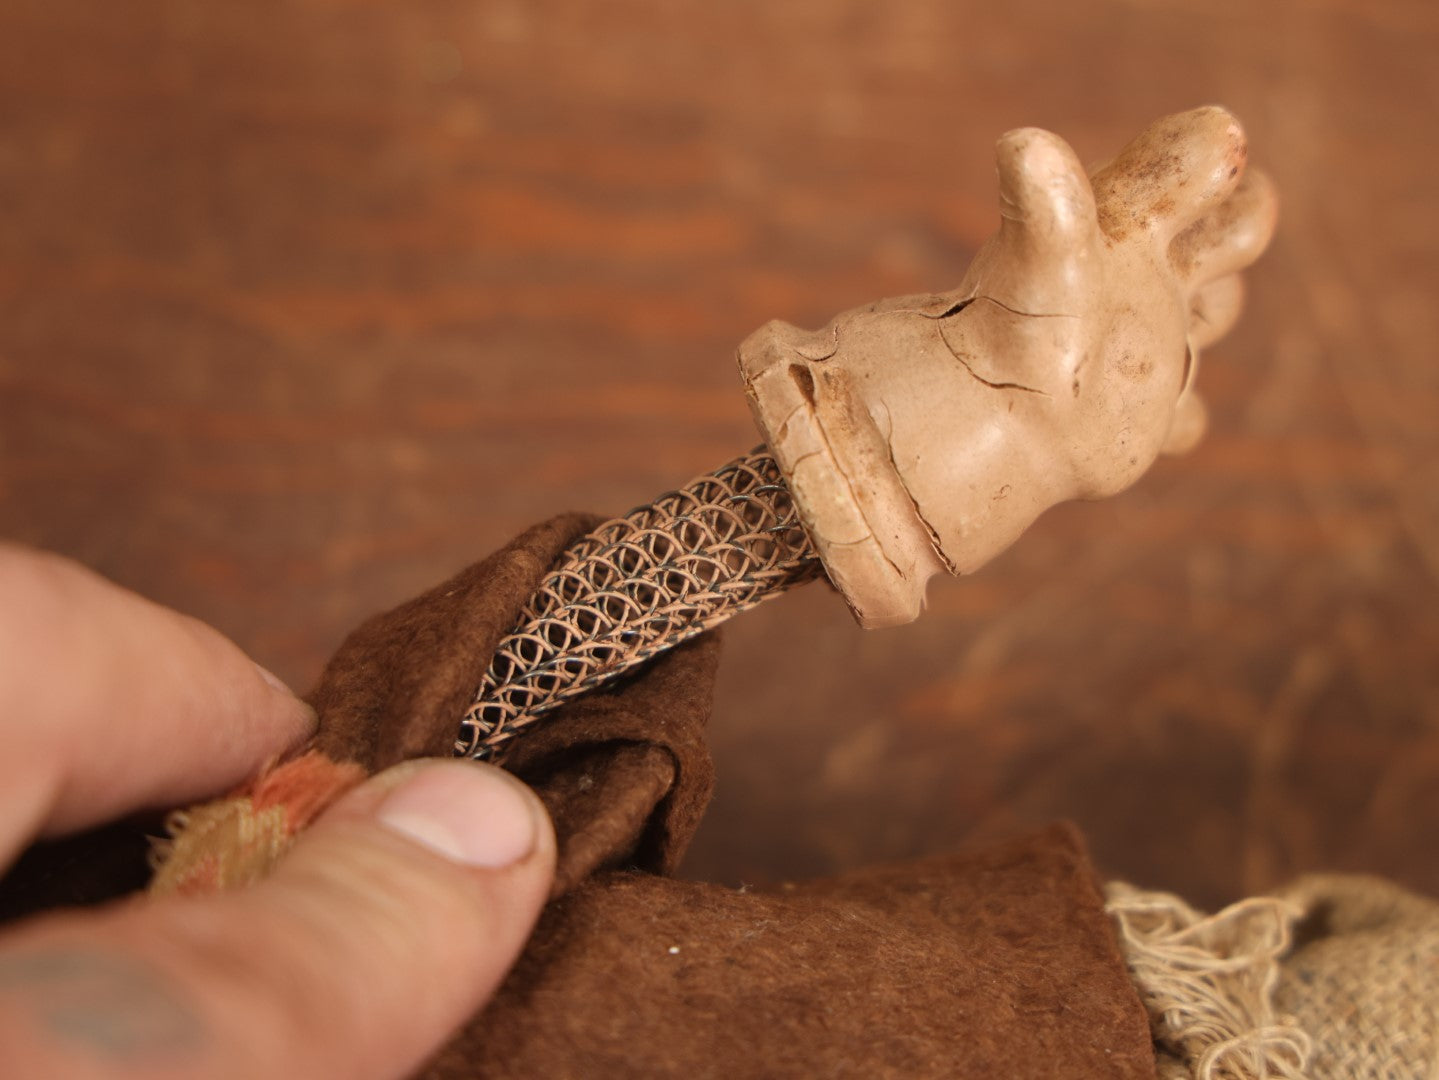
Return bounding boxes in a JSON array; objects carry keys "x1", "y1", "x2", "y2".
[
  {"x1": 454, "y1": 110, "x2": 1277, "y2": 761},
  {"x1": 455, "y1": 447, "x2": 822, "y2": 761}
]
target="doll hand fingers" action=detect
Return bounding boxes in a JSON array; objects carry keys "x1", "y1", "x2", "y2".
[
  {"x1": 983, "y1": 127, "x2": 1098, "y2": 315},
  {"x1": 1170, "y1": 167, "x2": 1279, "y2": 288},
  {"x1": 1188, "y1": 272, "x2": 1246, "y2": 349},
  {"x1": 1091, "y1": 105, "x2": 1248, "y2": 245},
  {"x1": 995, "y1": 127, "x2": 1097, "y2": 256},
  {"x1": 1161, "y1": 387, "x2": 1209, "y2": 456},
  {"x1": 0, "y1": 760, "x2": 555, "y2": 1080}
]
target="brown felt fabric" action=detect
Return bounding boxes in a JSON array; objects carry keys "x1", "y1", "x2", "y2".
[
  {"x1": 499, "y1": 635, "x2": 720, "y2": 886},
  {"x1": 303, "y1": 514, "x2": 1152, "y2": 1076},
  {"x1": 0, "y1": 816, "x2": 160, "y2": 923},
  {"x1": 309, "y1": 512, "x2": 600, "y2": 770},
  {"x1": 306, "y1": 512, "x2": 720, "y2": 889},
  {"x1": 426, "y1": 823, "x2": 1154, "y2": 1080},
  {"x1": 528, "y1": 743, "x2": 676, "y2": 898},
  {"x1": 0, "y1": 515, "x2": 1156, "y2": 1076}
]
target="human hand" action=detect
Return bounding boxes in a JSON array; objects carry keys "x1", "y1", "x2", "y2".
[{"x1": 0, "y1": 544, "x2": 555, "y2": 1079}]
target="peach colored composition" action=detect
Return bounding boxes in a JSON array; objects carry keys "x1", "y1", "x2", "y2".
[{"x1": 741, "y1": 106, "x2": 1278, "y2": 627}]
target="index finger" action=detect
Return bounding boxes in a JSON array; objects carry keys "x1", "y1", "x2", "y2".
[
  {"x1": 1090, "y1": 105, "x2": 1248, "y2": 244},
  {"x1": 0, "y1": 545, "x2": 315, "y2": 869}
]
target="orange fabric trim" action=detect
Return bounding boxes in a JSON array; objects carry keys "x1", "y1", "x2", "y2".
[{"x1": 149, "y1": 751, "x2": 366, "y2": 897}]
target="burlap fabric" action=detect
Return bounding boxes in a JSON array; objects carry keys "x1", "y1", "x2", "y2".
[
  {"x1": 1109, "y1": 875, "x2": 1439, "y2": 1080},
  {"x1": 1276, "y1": 875, "x2": 1439, "y2": 1080}
]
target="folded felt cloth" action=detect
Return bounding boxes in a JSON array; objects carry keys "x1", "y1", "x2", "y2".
[
  {"x1": 426, "y1": 823, "x2": 1153, "y2": 1079},
  {"x1": 0, "y1": 515, "x2": 1157, "y2": 1077},
  {"x1": 300, "y1": 514, "x2": 1155, "y2": 1078}
]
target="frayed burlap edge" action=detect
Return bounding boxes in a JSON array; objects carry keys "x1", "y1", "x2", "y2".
[
  {"x1": 1106, "y1": 882, "x2": 1312, "y2": 1080},
  {"x1": 148, "y1": 750, "x2": 365, "y2": 897}
]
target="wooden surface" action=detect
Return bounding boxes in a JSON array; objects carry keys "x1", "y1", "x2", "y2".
[{"x1": 2, "y1": 0, "x2": 1436, "y2": 909}]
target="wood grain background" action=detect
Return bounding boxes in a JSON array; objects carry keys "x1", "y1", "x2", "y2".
[{"x1": 2, "y1": 0, "x2": 1435, "y2": 909}]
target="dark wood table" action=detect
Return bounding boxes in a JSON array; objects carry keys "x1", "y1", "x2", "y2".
[{"x1": 3, "y1": 0, "x2": 1435, "y2": 909}]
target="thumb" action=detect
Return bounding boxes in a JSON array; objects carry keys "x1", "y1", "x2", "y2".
[
  {"x1": 994, "y1": 126, "x2": 1096, "y2": 254},
  {"x1": 977, "y1": 126, "x2": 1097, "y2": 317},
  {"x1": 0, "y1": 760, "x2": 555, "y2": 1080}
]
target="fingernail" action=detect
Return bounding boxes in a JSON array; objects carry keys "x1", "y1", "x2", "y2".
[{"x1": 376, "y1": 763, "x2": 540, "y2": 869}]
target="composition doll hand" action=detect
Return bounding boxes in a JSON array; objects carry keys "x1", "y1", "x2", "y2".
[
  {"x1": 0, "y1": 544, "x2": 555, "y2": 1079},
  {"x1": 741, "y1": 106, "x2": 1278, "y2": 624}
]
